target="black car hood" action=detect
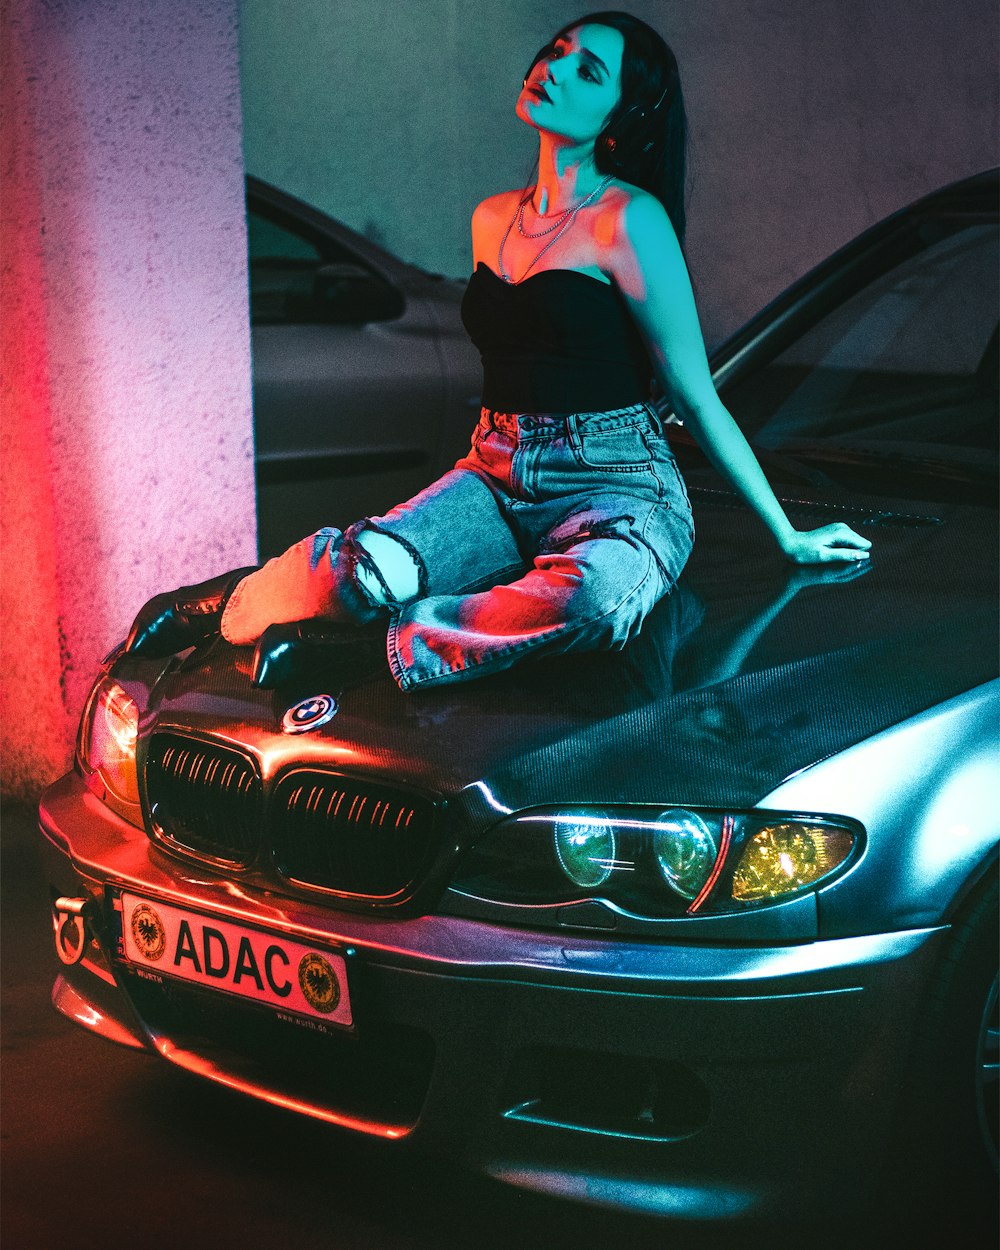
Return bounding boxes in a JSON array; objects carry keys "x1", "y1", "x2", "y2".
[{"x1": 138, "y1": 482, "x2": 997, "y2": 830}]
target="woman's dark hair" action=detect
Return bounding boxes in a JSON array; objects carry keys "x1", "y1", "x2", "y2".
[{"x1": 526, "y1": 10, "x2": 688, "y2": 246}]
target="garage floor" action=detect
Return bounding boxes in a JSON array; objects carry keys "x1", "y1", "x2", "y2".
[{"x1": 1, "y1": 802, "x2": 987, "y2": 1250}]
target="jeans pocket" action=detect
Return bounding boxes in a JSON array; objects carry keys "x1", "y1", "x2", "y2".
[{"x1": 572, "y1": 424, "x2": 652, "y2": 472}]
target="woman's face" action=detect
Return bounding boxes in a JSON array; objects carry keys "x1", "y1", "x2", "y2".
[{"x1": 517, "y1": 23, "x2": 625, "y2": 146}]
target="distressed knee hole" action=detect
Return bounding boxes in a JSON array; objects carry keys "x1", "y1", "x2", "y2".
[{"x1": 353, "y1": 530, "x2": 421, "y2": 606}]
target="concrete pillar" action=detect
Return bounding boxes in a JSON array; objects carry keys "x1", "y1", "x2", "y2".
[{"x1": 1, "y1": 0, "x2": 256, "y2": 799}]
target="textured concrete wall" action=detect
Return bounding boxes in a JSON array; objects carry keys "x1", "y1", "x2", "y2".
[
  {"x1": 240, "y1": 0, "x2": 998, "y2": 345},
  {"x1": 1, "y1": 0, "x2": 256, "y2": 798}
]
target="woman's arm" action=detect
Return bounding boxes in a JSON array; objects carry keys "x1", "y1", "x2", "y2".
[{"x1": 611, "y1": 193, "x2": 871, "y2": 565}]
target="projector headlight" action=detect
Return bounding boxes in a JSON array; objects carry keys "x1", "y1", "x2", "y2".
[
  {"x1": 553, "y1": 815, "x2": 617, "y2": 887},
  {"x1": 651, "y1": 809, "x2": 718, "y2": 900},
  {"x1": 450, "y1": 807, "x2": 861, "y2": 920}
]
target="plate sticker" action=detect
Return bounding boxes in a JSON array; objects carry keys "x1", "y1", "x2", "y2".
[{"x1": 119, "y1": 893, "x2": 352, "y2": 1027}]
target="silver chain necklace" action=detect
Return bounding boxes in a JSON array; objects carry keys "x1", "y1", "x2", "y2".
[
  {"x1": 497, "y1": 176, "x2": 613, "y2": 284},
  {"x1": 516, "y1": 199, "x2": 572, "y2": 239}
]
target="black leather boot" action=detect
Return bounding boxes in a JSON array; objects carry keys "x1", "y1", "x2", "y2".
[
  {"x1": 125, "y1": 566, "x2": 259, "y2": 658},
  {"x1": 252, "y1": 620, "x2": 387, "y2": 689}
]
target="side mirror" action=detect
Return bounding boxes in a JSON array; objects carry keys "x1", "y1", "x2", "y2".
[{"x1": 310, "y1": 263, "x2": 405, "y2": 324}]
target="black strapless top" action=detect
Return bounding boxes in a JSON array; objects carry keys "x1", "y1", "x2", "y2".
[{"x1": 461, "y1": 262, "x2": 653, "y2": 412}]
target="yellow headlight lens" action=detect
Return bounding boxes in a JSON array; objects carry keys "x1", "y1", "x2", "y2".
[
  {"x1": 82, "y1": 679, "x2": 140, "y2": 804},
  {"x1": 731, "y1": 822, "x2": 854, "y2": 901}
]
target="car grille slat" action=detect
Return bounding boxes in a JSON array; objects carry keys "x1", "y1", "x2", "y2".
[
  {"x1": 271, "y1": 770, "x2": 437, "y2": 899},
  {"x1": 145, "y1": 733, "x2": 263, "y2": 863}
]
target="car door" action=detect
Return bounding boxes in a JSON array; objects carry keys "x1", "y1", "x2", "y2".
[{"x1": 247, "y1": 184, "x2": 447, "y2": 555}]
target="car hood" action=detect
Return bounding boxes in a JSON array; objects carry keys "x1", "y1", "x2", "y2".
[{"x1": 136, "y1": 481, "x2": 997, "y2": 831}]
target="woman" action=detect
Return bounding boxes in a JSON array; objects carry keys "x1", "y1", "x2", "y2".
[{"x1": 128, "y1": 10, "x2": 870, "y2": 691}]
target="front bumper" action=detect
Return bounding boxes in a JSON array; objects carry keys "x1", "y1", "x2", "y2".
[{"x1": 39, "y1": 772, "x2": 945, "y2": 1220}]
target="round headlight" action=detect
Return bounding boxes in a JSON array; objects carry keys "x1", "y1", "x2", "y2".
[
  {"x1": 652, "y1": 809, "x2": 718, "y2": 899},
  {"x1": 553, "y1": 815, "x2": 616, "y2": 888}
]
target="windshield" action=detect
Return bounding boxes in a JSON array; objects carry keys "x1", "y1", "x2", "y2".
[{"x1": 720, "y1": 215, "x2": 998, "y2": 502}]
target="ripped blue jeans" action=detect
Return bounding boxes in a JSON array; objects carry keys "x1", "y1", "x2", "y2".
[{"x1": 344, "y1": 401, "x2": 695, "y2": 691}]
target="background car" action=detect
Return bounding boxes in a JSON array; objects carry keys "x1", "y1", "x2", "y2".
[
  {"x1": 247, "y1": 176, "x2": 482, "y2": 555},
  {"x1": 39, "y1": 170, "x2": 998, "y2": 1224}
]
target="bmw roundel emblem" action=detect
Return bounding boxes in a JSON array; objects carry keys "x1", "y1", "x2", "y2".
[{"x1": 281, "y1": 694, "x2": 339, "y2": 735}]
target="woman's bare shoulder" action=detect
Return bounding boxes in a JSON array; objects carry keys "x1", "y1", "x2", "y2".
[
  {"x1": 605, "y1": 180, "x2": 667, "y2": 223},
  {"x1": 600, "y1": 180, "x2": 676, "y2": 258},
  {"x1": 471, "y1": 190, "x2": 522, "y2": 265},
  {"x1": 472, "y1": 188, "x2": 524, "y2": 226}
]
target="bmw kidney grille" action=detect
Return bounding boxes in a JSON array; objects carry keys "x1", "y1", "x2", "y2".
[
  {"x1": 144, "y1": 732, "x2": 437, "y2": 899},
  {"x1": 270, "y1": 770, "x2": 437, "y2": 899},
  {"x1": 145, "y1": 733, "x2": 262, "y2": 863}
]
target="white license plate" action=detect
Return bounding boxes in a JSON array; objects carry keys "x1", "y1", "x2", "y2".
[{"x1": 119, "y1": 892, "x2": 352, "y2": 1027}]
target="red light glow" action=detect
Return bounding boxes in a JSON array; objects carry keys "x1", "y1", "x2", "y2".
[
  {"x1": 686, "y1": 813, "x2": 734, "y2": 915},
  {"x1": 154, "y1": 1038, "x2": 411, "y2": 1139}
]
